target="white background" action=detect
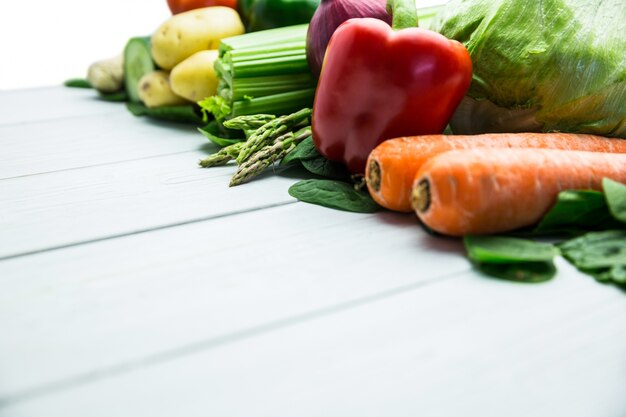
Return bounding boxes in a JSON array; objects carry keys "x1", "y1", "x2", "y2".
[
  {"x1": 0, "y1": 0, "x2": 171, "y2": 90},
  {"x1": 0, "y1": 0, "x2": 446, "y2": 90}
]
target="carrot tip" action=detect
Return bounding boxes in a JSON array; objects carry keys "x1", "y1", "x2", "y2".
[
  {"x1": 367, "y1": 159, "x2": 382, "y2": 192},
  {"x1": 412, "y1": 178, "x2": 431, "y2": 213}
]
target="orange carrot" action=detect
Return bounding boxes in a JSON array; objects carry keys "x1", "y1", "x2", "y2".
[
  {"x1": 411, "y1": 148, "x2": 626, "y2": 236},
  {"x1": 366, "y1": 133, "x2": 626, "y2": 213}
]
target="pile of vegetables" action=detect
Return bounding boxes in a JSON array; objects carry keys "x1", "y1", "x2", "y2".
[{"x1": 67, "y1": 0, "x2": 626, "y2": 291}]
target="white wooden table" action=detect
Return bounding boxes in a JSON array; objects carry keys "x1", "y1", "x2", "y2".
[{"x1": 1, "y1": 87, "x2": 625, "y2": 417}]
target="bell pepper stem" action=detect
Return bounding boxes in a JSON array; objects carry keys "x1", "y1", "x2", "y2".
[{"x1": 387, "y1": 0, "x2": 419, "y2": 30}]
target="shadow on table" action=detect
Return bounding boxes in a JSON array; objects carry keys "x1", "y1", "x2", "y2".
[{"x1": 375, "y1": 209, "x2": 466, "y2": 256}]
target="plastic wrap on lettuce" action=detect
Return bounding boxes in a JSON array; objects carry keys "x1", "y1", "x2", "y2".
[{"x1": 433, "y1": 0, "x2": 626, "y2": 138}]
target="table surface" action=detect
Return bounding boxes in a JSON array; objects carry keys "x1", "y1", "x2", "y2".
[{"x1": 1, "y1": 87, "x2": 625, "y2": 417}]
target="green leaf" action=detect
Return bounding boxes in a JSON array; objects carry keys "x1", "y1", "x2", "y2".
[
  {"x1": 534, "y1": 190, "x2": 619, "y2": 234},
  {"x1": 288, "y1": 179, "x2": 380, "y2": 213},
  {"x1": 64, "y1": 78, "x2": 92, "y2": 88},
  {"x1": 587, "y1": 265, "x2": 626, "y2": 285},
  {"x1": 126, "y1": 102, "x2": 203, "y2": 124},
  {"x1": 301, "y1": 156, "x2": 350, "y2": 180},
  {"x1": 603, "y1": 178, "x2": 626, "y2": 224},
  {"x1": 198, "y1": 120, "x2": 245, "y2": 147},
  {"x1": 559, "y1": 230, "x2": 626, "y2": 287},
  {"x1": 559, "y1": 230, "x2": 626, "y2": 269},
  {"x1": 464, "y1": 235, "x2": 558, "y2": 263},
  {"x1": 464, "y1": 236, "x2": 557, "y2": 283},
  {"x1": 281, "y1": 136, "x2": 320, "y2": 166},
  {"x1": 474, "y1": 261, "x2": 557, "y2": 283},
  {"x1": 98, "y1": 90, "x2": 128, "y2": 102},
  {"x1": 198, "y1": 96, "x2": 232, "y2": 122}
]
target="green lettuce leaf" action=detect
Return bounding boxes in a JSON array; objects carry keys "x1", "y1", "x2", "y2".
[{"x1": 434, "y1": 0, "x2": 626, "y2": 138}]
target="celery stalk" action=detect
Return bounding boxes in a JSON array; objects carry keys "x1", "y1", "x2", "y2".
[
  {"x1": 228, "y1": 73, "x2": 316, "y2": 101},
  {"x1": 201, "y1": 24, "x2": 317, "y2": 122},
  {"x1": 227, "y1": 41, "x2": 307, "y2": 61},
  {"x1": 229, "y1": 55, "x2": 310, "y2": 78},
  {"x1": 218, "y1": 25, "x2": 309, "y2": 56},
  {"x1": 230, "y1": 88, "x2": 316, "y2": 118}
]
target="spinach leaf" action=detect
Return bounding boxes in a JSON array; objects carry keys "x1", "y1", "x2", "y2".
[
  {"x1": 533, "y1": 190, "x2": 619, "y2": 234},
  {"x1": 603, "y1": 178, "x2": 626, "y2": 224},
  {"x1": 464, "y1": 236, "x2": 557, "y2": 283},
  {"x1": 126, "y1": 102, "x2": 203, "y2": 124},
  {"x1": 198, "y1": 120, "x2": 245, "y2": 147},
  {"x1": 588, "y1": 266, "x2": 626, "y2": 285},
  {"x1": 475, "y1": 261, "x2": 557, "y2": 283},
  {"x1": 464, "y1": 235, "x2": 558, "y2": 263},
  {"x1": 280, "y1": 138, "x2": 349, "y2": 179},
  {"x1": 64, "y1": 78, "x2": 92, "y2": 88},
  {"x1": 301, "y1": 157, "x2": 350, "y2": 180},
  {"x1": 281, "y1": 137, "x2": 320, "y2": 166},
  {"x1": 98, "y1": 90, "x2": 128, "y2": 102},
  {"x1": 559, "y1": 230, "x2": 626, "y2": 287},
  {"x1": 559, "y1": 230, "x2": 626, "y2": 269},
  {"x1": 288, "y1": 179, "x2": 380, "y2": 213}
]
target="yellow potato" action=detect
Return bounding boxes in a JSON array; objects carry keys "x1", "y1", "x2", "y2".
[
  {"x1": 87, "y1": 54, "x2": 124, "y2": 93},
  {"x1": 170, "y1": 50, "x2": 219, "y2": 102},
  {"x1": 151, "y1": 6, "x2": 244, "y2": 70},
  {"x1": 137, "y1": 70, "x2": 189, "y2": 108}
]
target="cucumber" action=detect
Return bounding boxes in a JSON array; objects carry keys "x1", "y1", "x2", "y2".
[{"x1": 123, "y1": 36, "x2": 156, "y2": 103}]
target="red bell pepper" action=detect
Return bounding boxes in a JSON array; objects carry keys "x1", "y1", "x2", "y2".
[{"x1": 311, "y1": 0, "x2": 472, "y2": 174}]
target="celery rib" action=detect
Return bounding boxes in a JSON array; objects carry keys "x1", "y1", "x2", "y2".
[
  {"x1": 231, "y1": 88, "x2": 317, "y2": 117},
  {"x1": 219, "y1": 24, "x2": 309, "y2": 56},
  {"x1": 204, "y1": 24, "x2": 316, "y2": 121}
]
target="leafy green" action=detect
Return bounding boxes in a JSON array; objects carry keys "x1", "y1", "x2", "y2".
[
  {"x1": 198, "y1": 96, "x2": 232, "y2": 122},
  {"x1": 533, "y1": 190, "x2": 620, "y2": 234},
  {"x1": 98, "y1": 90, "x2": 128, "y2": 102},
  {"x1": 301, "y1": 157, "x2": 350, "y2": 180},
  {"x1": 604, "y1": 178, "x2": 626, "y2": 224},
  {"x1": 464, "y1": 236, "x2": 557, "y2": 283},
  {"x1": 559, "y1": 230, "x2": 626, "y2": 269},
  {"x1": 559, "y1": 230, "x2": 626, "y2": 287},
  {"x1": 474, "y1": 262, "x2": 557, "y2": 283},
  {"x1": 464, "y1": 235, "x2": 558, "y2": 263},
  {"x1": 288, "y1": 180, "x2": 380, "y2": 213},
  {"x1": 281, "y1": 136, "x2": 320, "y2": 165},
  {"x1": 435, "y1": 0, "x2": 626, "y2": 138},
  {"x1": 126, "y1": 102, "x2": 203, "y2": 124},
  {"x1": 64, "y1": 78, "x2": 92, "y2": 88},
  {"x1": 198, "y1": 121, "x2": 245, "y2": 147},
  {"x1": 280, "y1": 137, "x2": 350, "y2": 179}
]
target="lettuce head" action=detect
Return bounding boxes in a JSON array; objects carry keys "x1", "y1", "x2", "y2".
[{"x1": 433, "y1": 0, "x2": 626, "y2": 138}]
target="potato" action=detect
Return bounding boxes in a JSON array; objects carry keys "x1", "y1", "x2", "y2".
[
  {"x1": 170, "y1": 50, "x2": 219, "y2": 102},
  {"x1": 137, "y1": 70, "x2": 190, "y2": 108},
  {"x1": 87, "y1": 54, "x2": 124, "y2": 93},
  {"x1": 151, "y1": 6, "x2": 244, "y2": 70}
]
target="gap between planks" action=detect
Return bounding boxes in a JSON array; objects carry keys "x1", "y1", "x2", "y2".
[
  {"x1": 0, "y1": 269, "x2": 464, "y2": 408},
  {"x1": 0, "y1": 150, "x2": 199, "y2": 182},
  {"x1": 0, "y1": 200, "x2": 299, "y2": 262}
]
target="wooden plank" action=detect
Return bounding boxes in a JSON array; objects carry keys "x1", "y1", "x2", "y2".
[
  {"x1": 1, "y1": 256, "x2": 624, "y2": 416},
  {"x1": 0, "y1": 87, "x2": 125, "y2": 125},
  {"x1": 0, "y1": 203, "x2": 469, "y2": 401},
  {"x1": 0, "y1": 151, "x2": 304, "y2": 259},
  {"x1": 0, "y1": 103, "x2": 206, "y2": 180}
]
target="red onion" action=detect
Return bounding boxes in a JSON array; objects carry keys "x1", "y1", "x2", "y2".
[{"x1": 306, "y1": 0, "x2": 392, "y2": 77}]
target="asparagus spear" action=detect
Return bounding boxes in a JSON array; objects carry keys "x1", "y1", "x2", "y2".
[
  {"x1": 235, "y1": 108, "x2": 312, "y2": 164},
  {"x1": 223, "y1": 114, "x2": 276, "y2": 131},
  {"x1": 199, "y1": 141, "x2": 245, "y2": 168},
  {"x1": 230, "y1": 127, "x2": 312, "y2": 186}
]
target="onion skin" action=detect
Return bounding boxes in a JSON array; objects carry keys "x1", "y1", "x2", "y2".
[{"x1": 306, "y1": 0, "x2": 392, "y2": 77}]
